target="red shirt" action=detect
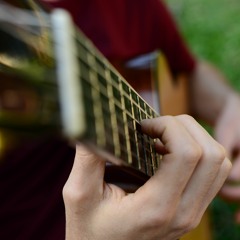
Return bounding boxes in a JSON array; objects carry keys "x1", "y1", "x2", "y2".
[{"x1": 42, "y1": 0, "x2": 196, "y2": 74}]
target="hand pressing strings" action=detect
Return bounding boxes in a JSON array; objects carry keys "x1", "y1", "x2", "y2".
[{"x1": 63, "y1": 115, "x2": 231, "y2": 240}]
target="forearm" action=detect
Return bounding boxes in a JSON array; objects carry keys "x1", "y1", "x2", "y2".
[
  {"x1": 189, "y1": 61, "x2": 237, "y2": 125},
  {"x1": 188, "y1": 61, "x2": 240, "y2": 225}
]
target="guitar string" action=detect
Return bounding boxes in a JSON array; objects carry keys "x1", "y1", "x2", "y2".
[
  {"x1": 75, "y1": 31, "x2": 161, "y2": 172},
  {"x1": 77, "y1": 54, "x2": 158, "y2": 167},
  {"x1": 0, "y1": 5, "x2": 162, "y2": 174},
  {"x1": 75, "y1": 34, "x2": 161, "y2": 175}
]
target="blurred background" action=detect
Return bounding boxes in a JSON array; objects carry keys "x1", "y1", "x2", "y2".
[{"x1": 166, "y1": 0, "x2": 240, "y2": 239}]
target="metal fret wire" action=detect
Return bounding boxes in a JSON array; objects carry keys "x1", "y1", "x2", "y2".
[
  {"x1": 87, "y1": 53, "x2": 106, "y2": 148},
  {"x1": 75, "y1": 29, "x2": 161, "y2": 176}
]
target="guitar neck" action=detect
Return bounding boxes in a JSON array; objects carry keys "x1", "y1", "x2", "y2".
[
  {"x1": 74, "y1": 29, "x2": 161, "y2": 175},
  {"x1": 0, "y1": 3, "x2": 161, "y2": 177}
]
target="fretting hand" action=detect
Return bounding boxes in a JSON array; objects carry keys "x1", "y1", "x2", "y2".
[{"x1": 63, "y1": 115, "x2": 231, "y2": 240}]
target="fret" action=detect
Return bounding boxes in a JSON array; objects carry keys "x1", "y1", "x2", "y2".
[
  {"x1": 96, "y1": 57, "x2": 107, "y2": 77},
  {"x1": 82, "y1": 73, "x2": 117, "y2": 151},
  {"x1": 120, "y1": 80, "x2": 147, "y2": 169},
  {"x1": 146, "y1": 104, "x2": 155, "y2": 119},
  {"x1": 144, "y1": 135, "x2": 154, "y2": 176},
  {"x1": 98, "y1": 73, "x2": 108, "y2": 93},
  {"x1": 112, "y1": 84, "x2": 122, "y2": 106},
  {"x1": 79, "y1": 58, "x2": 90, "y2": 81},
  {"x1": 135, "y1": 124, "x2": 151, "y2": 175},
  {"x1": 131, "y1": 90, "x2": 142, "y2": 122},
  {"x1": 150, "y1": 138, "x2": 156, "y2": 174},
  {"x1": 152, "y1": 140, "x2": 160, "y2": 173},
  {"x1": 77, "y1": 40, "x2": 88, "y2": 64},
  {"x1": 123, "y1": 86, "x2": 143, "y2": 168},
  {"x1": 119, "y1": 80, "x2": 132, "y2": 164},
  {"x1": 139, "y1": 98, "x2": 145, "y2": 112},
  {"x1": 136, "y1": 129, "x2": 147, "y2": 175},
  {"x1": 115, "y1": 103, "x2": 130, "y2": 162},
  {"x1": 81, "y1": 79, "x2": 97, "y2": 141},
  {"x1": 146, "y1": 104, "x2": 152, "y2": 117},
  {"x1": 105, "y1": 69, "x2": 121, "y2": 158},
  {"x1": 91, "y1": 86, "x2": 105, "y2": 147},
  {"x1": 143, "y1": 135, "x2": 151, "y2": 175},
  {"x1": 88, "y1": 55, "x2": 106, "y2": 147},
  {"x1": 124, "y1": 113, "x2": 139, "y2": 168},
  {"x1": 124, "y1": 95, "x2": 133, "y2": 117},
  {"x1": 78, "y1": 45, "x2": 106, "y2": 147},
  {"x1": 133, "y1": 102, "x2": 141, "y2": 122},
  {"x1": 109, "y1": 73, "x2": 134, "y2": 164},
  {"x1": 131, "y1": 99, "x2": 142, "y2": 171},
  {"x1": 100, "y1": 92, "x2": 115, "y2": 153},
  {"x1": 109, "y1": 69, "x2": 120, "y2": 84},
  {"x1": 121, "y1": 80, "x2": 130, "y2": 94},
  {"x1": 140, "y1": 110, "x2": 147, "y2": 121},
  {"x1": 131, "y1": 89, "x2": 139, "y2": 104},
  {"x1": 150, "y1": 139, "x2": 157, "y2": 174}
]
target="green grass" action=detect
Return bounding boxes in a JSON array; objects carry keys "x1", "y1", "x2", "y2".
[
  {"x1": 167, "y1": 0, "x2": 240, "y2": 90},
  {"x1": 166, "y1": 0, "x2": 240, "y2": 239}
]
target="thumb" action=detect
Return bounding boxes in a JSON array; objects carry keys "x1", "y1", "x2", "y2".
[{"x1": 64, "y1": 143, "x2": 106, "y2": 202}]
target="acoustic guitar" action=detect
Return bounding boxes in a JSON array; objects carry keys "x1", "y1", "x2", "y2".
[{"x1": 0, "y1": 1, "x2": 211, "y2": 239}]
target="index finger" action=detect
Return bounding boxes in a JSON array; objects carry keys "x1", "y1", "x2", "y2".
[{"x1": 137, "y1": 116, "x2": 202, "y2": 207}]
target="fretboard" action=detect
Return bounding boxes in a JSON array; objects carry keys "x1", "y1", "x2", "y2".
[
  {"x1": 70, "y1": 18, "x2": 161, "y2": 176},
  {"x1": 0, "y1": 5, "x2": 162, "y2": 177}
]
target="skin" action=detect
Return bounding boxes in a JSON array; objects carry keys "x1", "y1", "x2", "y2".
[
  {"x1": 63, "y1": 115, "x2": 231, "y2": 240},
  {"x1": 190, "y1": 61, "x2": 240, "y2": 222}
]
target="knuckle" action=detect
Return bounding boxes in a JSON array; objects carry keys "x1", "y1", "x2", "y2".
[
  {"x1": 62, "y1": 184, "x2": 88, "y2": 204},
  {"x1": 178, "y1": 114, "x2": 196, "y2": 123},
  {"x1": 222, "y1": 157, "x2": 232, "y2": 175},
  {"x1": 174, "y1": 214, "x2": 200, "y2": 235},
  {"x1": 208, "y1": 142, "x2": 226, "y2": 165},
  {"x1": 225, "y1": 158, "x2": 232, "y2": 171},
  {"x1": 162, "y1": 115, "x2": 178, "y2": 125},
  {"x1": 182, "y1": 144, "x2": 202, "y2": 165},
  {"x1": 163, "y1": 115, "x2": 175, "y2": 121}
]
